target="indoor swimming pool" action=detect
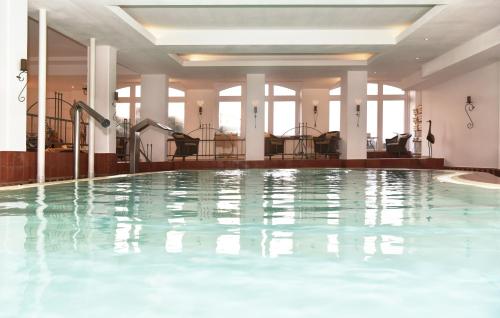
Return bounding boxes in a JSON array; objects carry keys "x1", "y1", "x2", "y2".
[{"x1": 1, "y1": 169, "x2": 499, "y2": 317}]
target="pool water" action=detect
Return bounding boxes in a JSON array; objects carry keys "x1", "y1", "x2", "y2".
[{"x1": 1, "y1": 169, "x2": 500, "y2": 318}]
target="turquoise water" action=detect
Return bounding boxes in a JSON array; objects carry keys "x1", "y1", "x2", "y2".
[{"x1": 1, "y1": 169, "x2": 500, "y2": 318}]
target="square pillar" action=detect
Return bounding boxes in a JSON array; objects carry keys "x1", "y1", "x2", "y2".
[
  {"x1": 0, "y1": 0, "x2": 28, "y2": 151},
  {"x1": 140, "y1": 74, "x2": 168, "y2": 162},
  {"x1": 94, "y1": 45, "x2": 117, "y2": 154},
  {"x1": 340, "y1": 71, "x2": 368, "y2": 159},
  {"x1": 245, "y1": 74, "x2": 265, "y2": 161}
]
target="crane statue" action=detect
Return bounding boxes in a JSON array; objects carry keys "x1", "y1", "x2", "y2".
[{"x1": 426, "y1": 120, "x2": 435, "y2": 157}]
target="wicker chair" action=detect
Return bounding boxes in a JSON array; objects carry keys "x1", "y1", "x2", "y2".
[
  {"x1": 265, "y1": 134, "x2": 285, "y2": 159},
  {"x1": 385, "y1": 133, "x2": 412, "y2": 157},
  {"x1": 172, "y1": 133, "x2": 200, "y2": 161},
  {"x1": 313, "y1": 131, "x2": 340, "y2": 158}
]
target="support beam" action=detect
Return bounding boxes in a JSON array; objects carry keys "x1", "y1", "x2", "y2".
[
  {"x1": 340, "y1": 70, "x2": 368, "y2": 159},
  {"x1": 88, "y1": 38, "x2": 96, "y2": 178},
  {"x1": 37, "y1": 9, "x2": 47, "y2": 183},
  {"x1": 245, "y1": 74, "x2": 266, "y2": 161},
  {"x1": 94, "y1": 45, "x2": 117, "y2": 155},
  {"x1": 140, "y1": 74, "x2": 169, "y2": 162},
  {"x1": 0, "y1": 0, "x2": 28, "y2": 152}
]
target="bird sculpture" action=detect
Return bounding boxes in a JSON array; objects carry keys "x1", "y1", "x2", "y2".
[{"x1": 426, "y1": 120, "x2": 435, "y2": 157}]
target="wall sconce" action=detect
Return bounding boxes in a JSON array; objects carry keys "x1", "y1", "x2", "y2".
[
  {"x1": 197, "y1": 100, "x2": 204, "y2": 128},
  {"x1": 16, "y1": 59, "x2": 28, "y2": 102},
  {"x1": 312, "y1": 100, "x2": 319, "y2": 127},
  {"x1": 252, "y1": 100, "x2": 259, "y2": 128},
  {"x1": 113, "y1": 91, "x2": 119, "y2": 104},
  {"x1": 82, "y1": 85, "x2": 87, "y2": 96},
  {"x1": 355, "y1": 99, "x2": 362, "y2": 127},
  {"x1": 465, "y1": 96, "x2": 475, "y2": 129}
]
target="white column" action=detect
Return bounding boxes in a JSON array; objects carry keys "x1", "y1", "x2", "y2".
[
  {"x1": 87, "y1": 38, "x2": 96, "y2": 178},
  {"x1": 37, "y1": 9, "x2": 47, "y2": 183},
  {"x1": 340, "y1": 71, "x2": 368, "y2": 159},
  {"x1": 141, "y1": 74, "x2": 168, "y2": 162},
  {"x1": 245, "y1": 74, "x2": 266, "y2": 161},
  {"x1": 94, "y1": 45, "x2": 117, "y2": 154},
  {"x1": 0, "y1": 0, "x2": 28, "y2": 151},
  {"x1": 497, "y1": 62, "x2": 500, "y2": 170}
]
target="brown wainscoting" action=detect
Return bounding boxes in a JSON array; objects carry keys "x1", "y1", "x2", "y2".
[
  {"x1": 1, "y1": 151, "x2": 87, "y2": 186},
  {"x1": 367, "y1": 151, "x2": 412, "y2": 159},
  {"x1": 1, "y1": 151, "x2": 446, "y2": 187},
  {"x1": 134, "y1": 158, "x2": 444, "y2": 172}
]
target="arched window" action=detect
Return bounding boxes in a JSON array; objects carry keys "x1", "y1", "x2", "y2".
[
  {"x1": 168, "y1": 87, "x2": 185, "y2": 132},
  {"x1": 218, "y1": 85, "x2": 242, "y2": 135},
  {"x1": 115, "y1": 84, "x2": 141, "y2": 121},
  {"x1": 265, "y1": 84, "x2": 298, "y2": 136}
]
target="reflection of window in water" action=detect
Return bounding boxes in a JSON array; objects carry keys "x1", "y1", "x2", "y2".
[
  {"x1": 216, "y1": 234, "x2": 240, "y2": 255},
  {"x1": 114, "y1": 216, "x2": 141, "y2": 254},
  {"x1": 363, "y1": 235, "x2": 405, "y2": 256},
  {"x1": 327, "y1": 234, "x2": 339, "y2": 256},
  {"x1": 165, "y1": 231, "x2": 185, "y2": 253},
  {"x1": 269, "y1": 231, "x2": 293, "y2": 257}
]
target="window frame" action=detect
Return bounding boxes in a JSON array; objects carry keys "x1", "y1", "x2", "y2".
[
  {"x1": 265, "y1": 82, "x2": 301, "y2": 136},
  {"x1": 216, "y1": 83, "x2": 245, "y2": 136}
]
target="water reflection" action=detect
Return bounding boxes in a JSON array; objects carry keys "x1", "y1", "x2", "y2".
[{"x1": 0, "y1": 169, "x2": 499, "y2": 262}]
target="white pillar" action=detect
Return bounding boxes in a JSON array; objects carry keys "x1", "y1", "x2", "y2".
[
  {"x1": 87, "y1": 38, "x2": 96, "y2": 178},
  {"x1": 141, "y1": 74, "x2": 168, "y2": 162},
  {"x1": 340, "y1": 71, "x2": 368, "y2": 159},
  {"x1": 0, "y1": 0, "x2": 28, "y2": 151},
  {"x1": 37, "y1": 9, "x2": 47, "y2": 183},
  {"x1": 94, "y1": 45, "x2": 117, "y2": 154},
  {"x1": 245, "y1": 74, "x2": 266, "y2": 161},
  {"x1": 497, "y1": 62, "x2": 500, "y2": 170}
]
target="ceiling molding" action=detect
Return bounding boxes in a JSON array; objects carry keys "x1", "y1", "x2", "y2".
[
  {"x1": 114, "y1": 0, "x2": 450, "y2": 5},
  {"x1": 106, "y1": 5, "x2": 156, "y2": 44},
  {"x1": 422, "y1": 24, "x2": 500, "y2": 77},
  {"x1": 395, "y1": 4, "x2": 447, "y2": 43}
]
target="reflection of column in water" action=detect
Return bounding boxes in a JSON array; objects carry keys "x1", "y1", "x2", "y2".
[
  {"x1": 337, "y1": 169, "x2": 366, "y2": 261},
  {"x1": 293, "y1": 169, "x2": 329, "y2": 256},
  {"x1": 28, "y1": 186, "x2": 51, "y2": 315},
  {"x1": 238, "y1": 169, "x2": 265, "y2": 256},
  {"x1": 72, "y1": 181, "x2": 81, "y2": 251}
]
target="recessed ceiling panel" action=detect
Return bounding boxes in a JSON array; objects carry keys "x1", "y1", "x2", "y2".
[{"x1": 121, "y1": 5, "x2": 433, "y2": 30}]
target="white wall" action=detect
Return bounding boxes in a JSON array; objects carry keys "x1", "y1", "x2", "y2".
[
  {"x1": 301, "y1": 88, "x2": 330, "y2": 134},
  {"x1": 422, "y1": 62, "x2": 500, "y2": 168},
  {"x1": 245, "y1": 74, "x2": 265, "y2": 160},
  {"x1": 184, "y1": 89, "x2": 218, "y2": 136}
]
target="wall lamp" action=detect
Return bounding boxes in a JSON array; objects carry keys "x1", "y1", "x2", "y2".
[
  {"x1": 465, "y1": 96, "x2": 475, "y2": 129},
  {"x1": 312, "y1": 100, "x2": 319, "y2": 127},
  {"x1": 355, "y1": 99, "x2": 362, "y2": 127},
  {"x1": 16, "y1": 59, "x2": 28, "y2": 102},
  {"x1": 197, "y1": 100, "x2": 204, "y2": 128},
  {"x1": 252, "y1": 100, "x2": 259, "y2": 128}
]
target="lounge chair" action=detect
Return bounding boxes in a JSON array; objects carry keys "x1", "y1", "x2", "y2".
[
  {"x1": 313, "y1": 131, "x2": 340, "y2": 158},
  {"x1": 385, "y1": 133, "x2": 412, "y2": 157},
  {"x1": 265, "y1": 134, "x2": 285, "y2": 159},
  {"x1": 172, "y1": 133, "x2": 200, "y2": 161}
]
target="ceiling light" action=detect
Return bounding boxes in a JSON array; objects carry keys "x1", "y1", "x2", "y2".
[
  {"x1": 416, "y1": 57, "x2": 421, "y2": 60},
  {"x1": 424, "y1": 38, "x2": 429, "y2": 41}
]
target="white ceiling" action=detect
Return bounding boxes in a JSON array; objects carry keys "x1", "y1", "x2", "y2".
[
  {"x1": 123, "y1": 5, "x2": 431, "y2": 29},
  {"x1": 26, "y1": 0, "x2": 500, "y2": 88}
]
